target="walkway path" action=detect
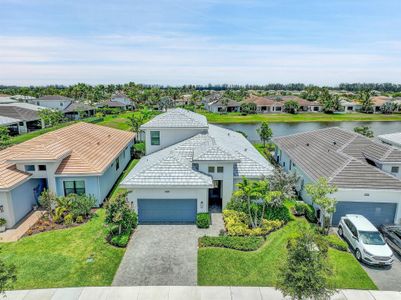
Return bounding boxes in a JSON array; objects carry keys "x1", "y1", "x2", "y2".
[
  {"x1": 5, "y1": 286, "x2": 401, "y2": 300},
  {"x1": 0, "y1": 211, "x2": 44, "y2": 242},
  {"x1": 112, "y1": 213, "x2": 223, "y2": 286}
]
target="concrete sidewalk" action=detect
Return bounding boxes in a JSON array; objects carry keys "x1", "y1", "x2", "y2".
[{"x1": 4, "y1": 286, "x2": 401, "y2": 300}]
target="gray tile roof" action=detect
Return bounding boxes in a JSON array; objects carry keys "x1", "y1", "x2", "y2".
[
  {"x1": 208, "y1": 99, "x2": 241, "y2": 107},
  {"x1": 122, "y1": 123, "x2": 273, "y2": 188},
  {"x1": 0, "y1": 106, "x2": 40, "y2": 122},
  {"x1": 140, "y1": 108, "x2": 208, "y2": 129},
  {"x1": 37, "y1": 95, "x2": 73, "y2": 101},
  {"x1": 63, "y1": 102, "x2": 95, "y2": 113},
  {"x1": 273, "y1": 127, "x2": 401, "y2": 190}
]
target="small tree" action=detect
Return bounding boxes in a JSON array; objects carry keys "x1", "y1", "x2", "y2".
[
  {"x1": 128, "y1": 113, "x2": 145, "y2": 134},
  {"x1": 357, "y1": 90, "x2": 373, "y2": 113},
  {"x1": 269, "y1": 167, "x2": 299, "y2": 206},
  {"x1": 276, "y1": 226, "x2": 334, "y2": 300},
  {"x1": 257, "y1": 122, "x2": 273, "y2": 147},
  {"x1": 38, "y1": 109, "x2": 65, "y2": 127},
  {"x1": 105, "y1": 190, "x2": 138, "y2": 235},
  {"x1": 0, "y1": 257, "x2": 16, "y2": 295},
  {"x1": 0, "y1": 126, "x2": 10, "y2": 149},
  {"x1": 305, "y1": 178, "x2": 338, "y2": 234},
  {"x1": 38, "y1": 189, "x2": 57, "y2": 221},
  {"x1": 284, "y1": 100, "x2": 300, "y2": 114},
  {"x1": 354, "y1": 126, "x2": 374, "y2": 138}
]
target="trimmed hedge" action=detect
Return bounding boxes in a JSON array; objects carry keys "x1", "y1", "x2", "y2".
[
  {"x1": 197, "y1": 213, "x2": 211, "y2": 228},
  {"x1": 324, "y1": 234, "x2": 348, "y2": 252},
  {"x1": 264, "y1": 205, "x2": 292, "y2": 223},
  {"x1": 109, "y1": 230, "x2": 131, "y2": 247},
  {"x1": 199, "y1": 236, "x2": 265, "y2": 251}
]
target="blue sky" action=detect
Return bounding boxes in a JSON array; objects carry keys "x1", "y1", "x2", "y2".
[{"x1": 1, "y1": 0, "x2": 401, "y2": 85}]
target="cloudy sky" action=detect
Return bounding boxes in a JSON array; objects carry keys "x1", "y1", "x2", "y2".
[{"x1": 1, "y1": 0, "x2": 401, "y2": 86}]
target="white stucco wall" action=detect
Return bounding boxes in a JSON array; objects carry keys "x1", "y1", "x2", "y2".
[
  {"x1": 144, "y1": 128, "x2": 207, "y2": 154},
  {"x1": 126, "y1": 187, "x2": 209, "y2": 214},
  {"x1": 381, "y1": 163, "x2": 401, "y2": 179},
  {"x1": 198, "y1": 162, "x2": 234, "y2": 208},
  {"x1": 31, "y1": 100, "x2": 71, "y2": 111},
  {"x1": 0, "y1": 191, "x2": 13, "y2": 228}
]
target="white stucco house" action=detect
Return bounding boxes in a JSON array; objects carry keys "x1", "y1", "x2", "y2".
[
  {"x1": 378, "y1": 132, "x2": 401, "y2": 149},
  {"x1": 121, "y1": 108, "x2": 273, "y2": 224},
  {"x1": 273, "y1": 127, "x2": 401, "y2": 226}
]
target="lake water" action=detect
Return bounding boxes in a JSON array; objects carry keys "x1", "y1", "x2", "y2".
[{"x1": 217, "y1": 121, "x2": 401, "y2": 142}]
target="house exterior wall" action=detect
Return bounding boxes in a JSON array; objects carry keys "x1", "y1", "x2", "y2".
[
  {"x1": 32, "y1": 100, "x2": 72, "y2": 111},
  {"x1": 55, "y1": 176, "x2": 100, "y2": 202},
  {"x1": 144, "y1": 128, "x2": 207, "y2": 154},
  {"x1": 198, "y1": 162, "x2": 234, "y2": 208},
  {"x1": 381, "y1": 163, "x2": 401, "y2": 179},
  {"x1": 10, "y1": 178, "x2": 42, "y2": 227},
  {"x1": 126, "y1": 187, "x2": 209, "y2": 214},
  {"x1": 0, "y1": 191, "x2": 13, "y2": 228}
]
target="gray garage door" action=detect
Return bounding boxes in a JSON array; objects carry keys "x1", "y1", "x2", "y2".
[
  {"x1": 138, "y1": 198, "x2": 197, "y2": 224},
  {"x1": 332, "y1": 201, "x2": 397, "y2": 226}
]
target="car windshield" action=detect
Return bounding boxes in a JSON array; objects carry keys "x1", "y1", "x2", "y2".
[{"x1": 359, "y1": 231, "x2": 385, "y2": 245}]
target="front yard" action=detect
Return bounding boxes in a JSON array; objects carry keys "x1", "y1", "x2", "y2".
[
  {"x1": 198, "y1": 218, "x2": 377, "y2": 290},
  {"x1": 0, "y1": 209, "x2": 124, "y2": 290}
]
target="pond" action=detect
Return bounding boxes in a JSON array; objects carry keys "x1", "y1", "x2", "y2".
[{"x1": 217, "y1": 121, "x2": 401, "y2": 142}]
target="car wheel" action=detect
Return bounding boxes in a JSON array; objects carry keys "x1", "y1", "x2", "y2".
[
  {"x1": 338, "y1": 226, "x2": 343, "y2": 237},
  {"x1": 355, "y1": 249, "x2": 362, "y2": 261}
]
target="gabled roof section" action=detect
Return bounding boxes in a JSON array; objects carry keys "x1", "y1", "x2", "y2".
[
  {"x1": 273, "y1": 127, "x2": 401, "y2": 190},
  {"x1": 0, "y1": 106, "x2": 40, "y2": 122},
  {"x1": 140, "y1": 108, "x2": 208, "y2": 129},
  {"x1": 0, "y1": 123, "x2": 135, "y2": 190},
  {"x1": 37, "y1": 95, "x2": 73, "y2": 101},
  {"x1": 63, "y1": 102, "x2": 95, "y2": 113},
  {"x1": 193, "y1": 144, "x2": 239, "y2": 162}
]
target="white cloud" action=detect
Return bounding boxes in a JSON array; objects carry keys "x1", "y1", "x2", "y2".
[{"x1": 0, "y1": 35, "x2": 400, "y2": 85}]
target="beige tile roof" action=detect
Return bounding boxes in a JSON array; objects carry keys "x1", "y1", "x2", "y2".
[{"x1": 0, "y1": 122, "x2": 135, "y2": 190}]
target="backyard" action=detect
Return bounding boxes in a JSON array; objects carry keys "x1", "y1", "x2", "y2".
[{"x1": 198, "y1": 217, "x2": 377, "y2": 290}]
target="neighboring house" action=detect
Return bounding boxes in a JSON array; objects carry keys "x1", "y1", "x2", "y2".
[
  {"x1": 246, "y1": 95, "x2": 322, "y2": 113},
  {"x1": 32, "y1": 95, "x2": 95, "y2": 120},
  {"x1": 0, "y1": 103, "x2": 46, "y2": 135},
  {"x1": 0, "y1": 96, "x2": 17, "y2": 105},
  {"x1": 371, "y1": 96, "x2": 392, "y2": 113},
  {"x1": 97, "y1": 91, "x2": 134, "y2": 110},
  {"x1": 340, "y1": 99, "x2": 362, "y2": 112},
  {"x1": 273, "y1": 127, "x2": 401, "y2": 226},
  {"x1": 11, "y1": 95, "x2": 36, "y2": 102},
  {"x1": 378, "y1": 132, "x2": 401, "y2": 149},
  {"x1": 205, "y1": 98, "x2": 241, "y2": 113},
  {"x1": 121, "y1": 108, "x2": 273, "y2": 224},
  {"x1": 0, "y1": 122, "x2": 135, "y2": 228},
  {"x1": 202, "y1": 92, "x2": 223, "y2": 105}
]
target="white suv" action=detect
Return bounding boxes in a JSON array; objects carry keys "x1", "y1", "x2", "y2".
[{"x1": 338, "y1": 214, "x2": 394, "y2": 266}]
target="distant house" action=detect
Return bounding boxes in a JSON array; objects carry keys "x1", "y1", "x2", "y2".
[
  {"x1": 32, "y1": 95, "x2": 95, "y2": 120},
  {"x1": 0, "y1": 103, "x2": 46, "y2": 135},
  {"x1": 202, "y1": 92, "x2": 223, "y2": 105},
  {"x1": 97, "y1": 92, "x2": 134, "y2": 111},
  {"x1": 245, "y1": 95, "x2": 321, "y2": 113},
  {"x1": 0, "y1": 122, "x2": 135, "y2": 228},
  {"x1": 205, "y1": 98, "x2": 241, "y2": 113},
  {"x1": 0, "y1": 96, "x2": 17, "y2": 105},
  {"x1": 273, "y1": 127, "x2": 401, "y2": 226},
  {"x1": 340, "y1": 99, "x2": 362, "y2": 112},
  {"x1": 371, "y1": 96, "x2": 392, "y2": 113}
]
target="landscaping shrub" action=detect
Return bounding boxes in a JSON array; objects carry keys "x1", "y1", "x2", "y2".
[
  {"x1": 264, "y1": 205, "x2": 292, "y2": 223},
  {"x1": 64, "y1": 214, "x2": 73, "y2": 226},
  {"x1": 110, "y1": 231, "x2": 131, "y2": 247},
  {"x1": 324, "y1": 234, "x2": 348, "y2": 252},
  {"x1": 196, "y1": 213, "x2": 211, "y2": 228},
  {"x1": 293, "y1": 201, "x2": 307, "y2": 216},
  {"x1": 223, "y1": 210, "x2": 283, "y2": 236},
  {"x1": 305, "y1": 204, "x2": 318, "y2": 223},
  {"x1": 199, "y1": 236, "x2": 265, "y2": 251}
]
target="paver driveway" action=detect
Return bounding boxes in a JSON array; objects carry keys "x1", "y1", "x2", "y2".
[{"x1": 113, "y1": 213, "x2": 223, "y2": 286}]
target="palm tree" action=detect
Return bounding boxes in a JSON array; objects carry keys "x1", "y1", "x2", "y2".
[{"x1": 358, "y1": 90, "x2": 373, "y2": 113}]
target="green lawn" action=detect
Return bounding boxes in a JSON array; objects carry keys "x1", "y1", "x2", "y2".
[
  {"x1": 198, "y1": 218, "x2": 376, "y2": 290},
  {"x1": 97, "y1": 112, "x2": 134, "y2": 130},
  {"x1": 199, "y1": 111, "x2": 401, "y2": 123},
  {"x1": 108, "y1": 158, "x2": 139, "y2": 199},
  {"x1": 0, "y1": 209, "x2": 124, "y2": 290}
]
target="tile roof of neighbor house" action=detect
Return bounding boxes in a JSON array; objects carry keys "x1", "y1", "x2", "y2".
[
  {"x1": 0, "y1": 122, "x2": 135, "y2": 190},
  {"x1": 378, "y1": 132, "x2": 401, "y2": 148},
  {"x1": 0, "y1": 102, "x2": 46, "y2": 111},
  {"x1": 63, "y1": 102, "x2": 95, "y2": 113},
  {"x1": 0, "y1": 115, "x2": 20, "y2": 126},
  {"x1": 140, "y1": 108, "x2": 208, "y2": 129},
  {"x1": 98, "y1": 100, "x2": 127, "y2": 108},
  {"x1": 0, "y1": 97, "x2": 17, "y2": 104},
  {"x1": 371, "y1": 96, "x2": 391, "y2": 106},
  {"x1": 208, "y1": 99, "x2": 241, "y2": 107},
  {"x1": 0, "y1": 106, "x2": 41, "y2": 122},
  {"x1": 273, "y1": 127, "x2": 401, "y2": 190},
  {"x1": 246, "y1": 95, "x2": 320, "y2": 107},
  {"x1": 36, "y1": 95, "x2": 74, "y2": 101},
  {"x1": 121, "y1": 124, "x2": 273, "y2": 188}
]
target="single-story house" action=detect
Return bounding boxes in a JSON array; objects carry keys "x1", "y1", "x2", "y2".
[
  {"x1": 273, "y1": 127, "x2": 401, "y2": 226},
  {"x1": 205, "y1": 98, "x2": 241, "y2": 113},
  {"x1": 0, "y1": 103, "x2": 46, "y2": 135},
  {"x1": 340, "y1": 99, "x2": 362, "y2": 112},
  {"x1": 121, "y1": 108, "x2": 273, "y2": 224},
  {"x1": 371, "y1": 96, "x2": 392, "y2": 113},
  {"x1": 0, "y1": 122, "x2": 135, "y2": 228},
  {"x1": 202, "y1": 92, "x2": 223, "y2": 105},
  {"x1": 246, "y1": 95, "x2": 322, "y2": 113},
  {"x1": 31, "y1": 95, "x2": 95, "y2": 119},
  {"x1": 378, "y1": 132, "x2": 401, "y2": 149}
]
